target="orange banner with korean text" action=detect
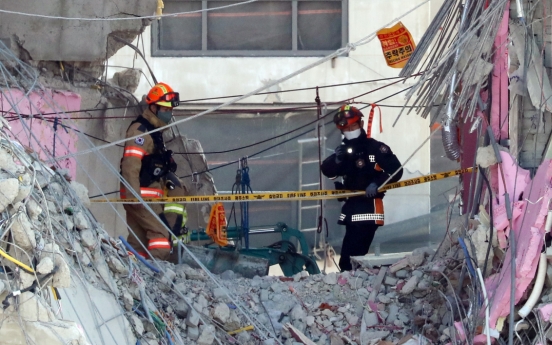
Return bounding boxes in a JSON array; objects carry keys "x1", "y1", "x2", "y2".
[
  {"x1": 206, "y1": 202, "x2": 228, "y2": 246},
  {"x1": 376, "y1": 22, "x2": 416, "y2": 68}
]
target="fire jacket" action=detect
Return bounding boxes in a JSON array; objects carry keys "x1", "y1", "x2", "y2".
[
  {"x1": 120, "y1": 109, "x2": 172, "y2": 200},
  {"x1": 321, "y1": 129, "x2": 403, "y2": 226}
]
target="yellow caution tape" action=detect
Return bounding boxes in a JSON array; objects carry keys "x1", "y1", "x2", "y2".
[
  {"x1": 378, "y1": 167, "x2": 474, "y2": 192},
  {"x1": 91, "y1": 167, "x2": 474, "y2": 204}
]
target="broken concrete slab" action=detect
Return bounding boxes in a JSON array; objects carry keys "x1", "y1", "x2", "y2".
[
  {"x1": 352, "y1": 252, "x2": 411, "y2": 270},
  {"x1": 0, "y1": 318, "x2": 88, "y2": 345},
  {"x1": 40, "y1": 243, "x2": 71, "y2": 288},
  {"x1": 55, "y1": 278, "x2": 136, "y2": 344},
  {"x1": 0, "y1": 0, "x2": 155, "y2": 62},
  {"x1": 10, "y1": 210, "x2": 36, "y2": 251}
]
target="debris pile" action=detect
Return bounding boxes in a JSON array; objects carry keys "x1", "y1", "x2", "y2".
[
  {"x1": 0, "y1": 135, "x2": 479, "y2": 344},
  {"x1": 4, "y1": 116, "x2": 552, "y2": 345},
  {"x1": 0, "y1": 135, "x2": 462, "y2": 345}
]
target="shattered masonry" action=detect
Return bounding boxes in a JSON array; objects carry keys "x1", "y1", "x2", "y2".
[
  {"x1": 4, "y1": 0, "x2": 552, "y2": 345},
  {"x1": 0, "y1": 136, "x2": 477, "y2": 345}
]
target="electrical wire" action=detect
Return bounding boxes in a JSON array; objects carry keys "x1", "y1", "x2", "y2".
[
  {"x1": 0, "y1": 0, "x2": 260, "y2": 21},
  {"x1": 89, "y1": 83, "x2": 413, "y2": 198},
  {"x1": 18, "y1": 66, "x2": 281, "y2": 345},
  {"x1": 0, "y1": 74, "x2": 420, "y2": 120},
  {"x1": 0, "y1": 2, "x2": 448, "y2": 340},
  {"x1": 178, "y1": 86, "x2": 413, "y2": 179},
  {"x1": 11, "y1": 74, "x2": 415, "y2": 161},
  {"x1": 50, "y1": 1, "x2": 432, "y2": 162}
]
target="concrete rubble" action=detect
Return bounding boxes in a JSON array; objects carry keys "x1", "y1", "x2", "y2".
[
  {"x1": 0, "y1": 3, "x2": 549, "y2": 342},
  {"x1": 7, "y1": 130, "x2": 552, "y2": 344},
  {"x1": 0, "y1": 135, "x2": 483, "y2": 345}
]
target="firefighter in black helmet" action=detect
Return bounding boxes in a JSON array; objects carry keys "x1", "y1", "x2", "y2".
[{"x1": 321, "y1": 105, "x2": 403, "y2": 271}]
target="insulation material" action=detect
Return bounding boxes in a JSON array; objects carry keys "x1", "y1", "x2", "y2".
[
  {"x1": 0, "y1": 89, "x2": 81, "y2": 178},
  {"x1": 476, "y1": 145, "x2": 498, "y2": 168},
  {"x1": 490, "y1": 151, "x2": 531, "y2": 248},
  {"x1": 492, "y1": 201, "x2": 524, "y2": 249},
  {"x1": 487, "y1": 159, "x2": 552, "y2": 328},
  {"x1": 539, "y1": 303, "x2": 552, "y2": 321},
  {"x1": 496, "y1": 151, "x2": 530, "y2": 205}
]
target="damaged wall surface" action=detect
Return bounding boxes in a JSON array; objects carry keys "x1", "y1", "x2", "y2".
[
  {"x1": 0, "y1": 0, "x2": 155, "y2": 62},
  {"x1": 10, "y1": 0, "x2": 552, "y2": 343},
  {"x1": 0, "y1": 89, "x2": 81, "y2": 177}
]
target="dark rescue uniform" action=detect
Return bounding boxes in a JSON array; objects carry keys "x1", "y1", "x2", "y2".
[
  {"x1": 120, "y1": 109, "x2": 177, "y2": 260},
  {"x1": 321, "y1": 129, "x2": 403, "y2": 270}
]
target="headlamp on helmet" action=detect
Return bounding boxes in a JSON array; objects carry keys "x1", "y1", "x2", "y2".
[
  {"x1": 333, "y1": 105, "x2": 363, "y2": 130},
  {"x1": 146, "y1": 82, "x2": 180, "y2": 108}
]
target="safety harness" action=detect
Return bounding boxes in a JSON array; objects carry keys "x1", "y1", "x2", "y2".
[{"x1": 131, "y1": 116, "x2": 177, "y2": 187}]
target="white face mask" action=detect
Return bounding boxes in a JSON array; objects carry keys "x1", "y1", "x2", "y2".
[{"x1": 343, "y1": 128, "x2": 361, "y2": 140}]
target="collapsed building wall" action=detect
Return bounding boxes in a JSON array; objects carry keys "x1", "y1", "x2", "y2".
[
  {"x1": 6, "y1": 0, "x2": 552, "y2": 344},
  {"x1": 0, "y1": 0, "x2": 168, "y2": 237},
  {"x1": 0, "y1": 0, "x2": 155, "y2": 63},
  {"x1": 0, "y1": 133, "x2": 483, "y2": 345}
]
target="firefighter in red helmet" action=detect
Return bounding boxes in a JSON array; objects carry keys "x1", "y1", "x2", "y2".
[
  {"x1": 120, "y1": 82, "x2": 180, "y2": 260},
  {"x1": 321, "y1": 105, "x2": 403, "y2": 271}
]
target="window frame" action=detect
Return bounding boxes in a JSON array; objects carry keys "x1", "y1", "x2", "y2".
[{"x1": 151, "y1": 0, "x2": 348, "y2": 57}]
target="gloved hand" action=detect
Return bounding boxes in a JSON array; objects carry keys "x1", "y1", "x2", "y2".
[
  {"x1": 334, "y1": 146, "x2": 345, "y2": 164},
  {"x1": 173, "y1": 225, "x2": 188, "y2": 238},
  {"x1": 365, "y1": 183, "x2": 378, "y2": 198}
]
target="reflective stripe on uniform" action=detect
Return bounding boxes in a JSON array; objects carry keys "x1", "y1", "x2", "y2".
[
  {"x1": 164, "y1": 203, "x2": 188, "y2": 226},
  {"x1": 140, "y1": 188, "x2": 163, "y2": 198},
  {"x1": 351, "y1": 214, "x2": 384, "y2": 221},
  {"x1": 164, "y1": 203, "x2": 185, "y2": 214},
  {"x1": 148, "y1": 238, "x2": 171, "y2": 250},
  {"x1": 123, "y1": 146, "x2": 146, "y2": 159},
  {"x1": 374, "y1": 198, "x2": 384, "y2": 225},
  {"x1": 120, "y1": 187, "x2": 163, "y2": 199}
]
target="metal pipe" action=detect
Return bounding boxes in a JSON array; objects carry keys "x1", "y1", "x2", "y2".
[
  {"x1": 443, "y1": 0, "x2": 473, "y2": 160},
  {"x1": 139, "y1": 286, "x2": 154, "y2": 324},
  {"x1": 518, "y1": 253, "x2": 547, "y2": 318},
  {"x1": 476, "y1": 268, "x2": 492, "y2": 345},
  {"x1": 177, "y1": 241, "x2": 182, "y2": 265},
  {"x1": 119, "y1": 236, "x2": 160, "y2": 273},
  {"x1": 515, "y1": 0, "x2": 524, "y2": 21}
]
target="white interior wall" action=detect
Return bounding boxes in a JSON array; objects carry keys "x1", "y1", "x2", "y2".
[{"x1": 107, "y1": 0, "x2": 444, "y2": 225}]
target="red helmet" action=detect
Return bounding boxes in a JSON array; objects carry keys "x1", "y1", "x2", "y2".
[
  {"x1": 333, "y1": 105, "x2": 363, "y2": 129},
  {"x1": 146, "y1": 82, "x2": 180, "y2": 107}
]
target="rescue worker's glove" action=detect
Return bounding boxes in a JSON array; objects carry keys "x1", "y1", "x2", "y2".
[
  {"x1": 334, "y1": 181, "x2": 346, "y2": 202},
  {"x1": 166, "y1": 179, "x2": 176, "y2": 190},
  {"x1": 334, "y1": 146, "x2": 346, "y2": 164},
  {"x1": 172, "y1": 226, "x2": 190, "y2": 246},
  {"x1": 365, "y1": 183, "x2": 378, "y2": 198},
  {"x1": 174, "y1": 225, "x2": 188, "y2": 238}
]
